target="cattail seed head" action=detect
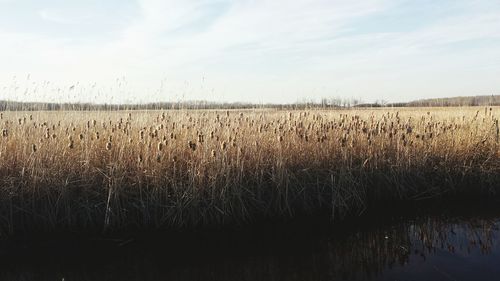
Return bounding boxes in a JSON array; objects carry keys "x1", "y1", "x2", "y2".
[
  {"x1": 31, "y1": 144, "x2": 37, "y2": 153},
  {"x1": 106, "y1": 142, "x2": 112, "y2": 150},
  {"x1": 188, "y1": 140, "x2": 197, "y2": 151}
]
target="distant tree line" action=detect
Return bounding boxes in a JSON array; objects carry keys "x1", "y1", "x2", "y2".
[
  {"x1": 397, "y1": 95, "x2": 500, "y2": 107},
  {"x1": 0, "y1": 95, "x2": 498, "y2": 111},
  {"x1": 0, "y1": 98, "x2": 364, "y2": 111}
]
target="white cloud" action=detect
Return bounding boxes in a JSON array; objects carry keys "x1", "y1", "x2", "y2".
[
  {"x1": 0, "y1": 0, "x2": 500, "y2": 103},
  {"x1": 39, "y1": 8, "x2": 92, "y2": 24}
]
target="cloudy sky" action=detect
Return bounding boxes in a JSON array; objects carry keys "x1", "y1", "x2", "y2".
[{"x1": 0, "y1": 0, "x2": 499, "y2": 104}]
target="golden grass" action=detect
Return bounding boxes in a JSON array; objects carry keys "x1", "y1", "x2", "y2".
[{"x1": 0, "y1": 107, "x2": 499, "y2": 235}]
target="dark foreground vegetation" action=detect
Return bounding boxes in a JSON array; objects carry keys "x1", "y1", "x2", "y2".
[{"x1": 2, "y1": 202, "x2": 500, "y2": 281}]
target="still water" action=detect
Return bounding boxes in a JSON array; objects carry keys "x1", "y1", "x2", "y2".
[{"x1": 1, "y1": 208, "x2": 500, "y2": 281}]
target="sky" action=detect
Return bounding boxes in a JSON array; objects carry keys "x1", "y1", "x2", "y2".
[{"x1": 0, "y1": 0, "x2": 500, "y2": 104}]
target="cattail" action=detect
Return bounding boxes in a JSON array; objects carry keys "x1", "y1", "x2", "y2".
[
  {"x1": 79, "y1": 134, "x2": 84, "y2": 140},
  {"x1": 68, "y1": 140, "x2": 74, "y2": 149},
  {"x1": 188, "y1": 140, "x2": 197, "y2": 151},
  {"x1": 1, "y1": 129, "x2": 7, "y2": 137},
  {"x1": 138, "y1": 154, "x2": 143, "y2": 163},
  {"x1": 157, "y1": 142, "x2": 164, "y2": 151},
  {"x1": 495, "y1": 119, "x2": 499, "y2": 143},
  {"x1": 221, "y1": 141, "x2": 227, "y2": 150},
  {"x1": 31, "y1": 144, "x2": 37, "y2": 153},
  {"x1": 156, "y1": 153, "x2": 161, "y2": 162},
  {"x1": 211, "y1": 149, "x2": 216, "y2": 157},
  {"x1": 106, "y1": 142, "x2": 112, "y2": 150}
]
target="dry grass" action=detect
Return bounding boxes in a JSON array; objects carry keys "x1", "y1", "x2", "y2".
[{"x1": 0, "y1": 107, "x2": 499, "y2": 235}]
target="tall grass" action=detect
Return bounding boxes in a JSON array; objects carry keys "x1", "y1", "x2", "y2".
[{"x1": 0, "y1": 107, "x2": 499, "y2": 235}]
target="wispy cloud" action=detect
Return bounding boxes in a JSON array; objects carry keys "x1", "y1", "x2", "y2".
[
  {"x1": 0, "y1": 0, "x2": 500, "y2": 103},
  {"x1": 38, "y1": 8, "x2": 92, "y2": 24}
]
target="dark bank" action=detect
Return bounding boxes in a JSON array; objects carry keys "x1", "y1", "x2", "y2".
[{"x1": 2, "y1": 199, "x2": 500, "y2": 281}]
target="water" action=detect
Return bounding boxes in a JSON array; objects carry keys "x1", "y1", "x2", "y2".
[{"x1": 2, "y1": 209, "x2": 500, "y2": 281}]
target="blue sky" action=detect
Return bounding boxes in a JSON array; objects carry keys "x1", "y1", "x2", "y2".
[{"x1": 0, "y1": 0, "x2": 499, "y2": 104}]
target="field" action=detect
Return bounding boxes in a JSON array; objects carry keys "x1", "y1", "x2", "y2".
[{"x1": 0, "y1": 107, "x2": 499, "y2": 236}]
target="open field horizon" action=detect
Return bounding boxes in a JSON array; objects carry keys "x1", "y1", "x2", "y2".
[{"x1": 1, "y1": 94, "x2": 500, "y2": 111}]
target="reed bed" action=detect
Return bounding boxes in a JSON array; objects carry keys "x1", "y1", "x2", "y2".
[{"x1": 0, "y1": 107, "x2": 499, "y2": 236}]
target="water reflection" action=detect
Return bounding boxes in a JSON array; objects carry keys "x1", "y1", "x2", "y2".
[{"x1": 1, "y1": 214, "x2": 500, "y2": 281}]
